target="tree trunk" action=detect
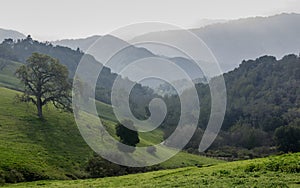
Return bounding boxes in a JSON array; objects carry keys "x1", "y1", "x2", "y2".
[{"x1": 37, "y1": 98, "x2": 43, "y2": 119}]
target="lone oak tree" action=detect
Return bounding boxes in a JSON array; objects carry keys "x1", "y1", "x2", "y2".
[{"x1": 16, "y1": 53, "x2": 71, "y2": 119}]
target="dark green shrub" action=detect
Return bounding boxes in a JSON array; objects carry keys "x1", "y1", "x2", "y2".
[
  {"x1": 244, "y1": 163, "x2": 261, "y2": 172},
  {"x1": 5, "y1": 169, "x2": 24, "y2": 183},
  {"x1": 274, "y1": 124, "x2": 300, "y2": 152},
  {"x1": 86, "y1": 153, "x2": 163, "y2": 178},
  {"x1": 86, "y1": 154, "x2": 126, "y2": 178}
]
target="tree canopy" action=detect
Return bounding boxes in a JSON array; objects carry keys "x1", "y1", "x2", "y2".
[{"x1": 16, "y1": 53, "x2": 71, "y2": 119}]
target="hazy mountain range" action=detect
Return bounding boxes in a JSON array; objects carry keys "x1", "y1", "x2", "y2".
[
  {"x1": 52, "y1": 13, "x2": 300, "y2": 74},
  {"x1": 0, "y1": 28, "x2": 25, "y2": 42},
  {"x1": 132, "y1": 13, "x2": 300, "y2": 72},
  {"x1": 53, "y1": 35, "x2": 101, "y2": 51},
  {"x1": 1, "y1": 13, "x2": 300, "y2": 78},
  {"x1": 55, "y1": 35, "x2": 205, "y2": 86},
  {"x1": 192, "y1": 18, "x2": 227, "y2": 28}
]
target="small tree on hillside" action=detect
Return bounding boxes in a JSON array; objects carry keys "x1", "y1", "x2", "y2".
[
  {"x1": 116, "y1": 119, "x2": 140, "y2": 153},
  {"x1": 16, "y1": 53, "x2": 71, "y2": 119}
]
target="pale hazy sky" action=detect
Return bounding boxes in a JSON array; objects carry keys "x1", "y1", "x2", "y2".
[{"x1": 1, "y1": 0, "x2": 299, "y2": 41}]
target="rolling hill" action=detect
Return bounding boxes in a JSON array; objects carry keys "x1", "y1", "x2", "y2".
[
  {"x1": 0, "y1": 58, "x2": 22, "y2": 89},
  {"x1": 3, "y1": 153, "x2": 299, "y2": 187},
  {"x1": 0, "y1": 29, "x2": 25, "y2": 43},
  {"x1": 0, "y1": 86, "x2": 222, "y2": 184}
]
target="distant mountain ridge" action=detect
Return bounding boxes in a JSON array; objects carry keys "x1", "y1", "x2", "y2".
[
  {"x1": 132, "y1": 13, "x2": 300, "y2": 73},
  {"x1": 52, "y1": 13, "x2": 300, "y2": 74},
  {"x1": 0, "y1": 28, "x2": 26, "y2": 43},
  {"x1": 54, "y1": 35, "x2": 205, "y2": 85},
  {"x1": 53, "y1": 35, "x2": 101, "y2": 51},
  {"x1": 2, "y1": 13, "x2": 299, "y2": 85}
]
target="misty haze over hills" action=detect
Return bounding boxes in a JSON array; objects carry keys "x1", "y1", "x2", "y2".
[
  {"x1": 192, "y1": 18, "x2": 227, "y2": 28},
  {"x1": 0, "y1": 28, "x2": 25, "y2": 42},
  {"x1": 50, "y1": 13, "x2": 300, "y2": 74},
  {"x1": 133, "y1": 13, "x2": 300, "y2": 72},
  {"x1": 0, "y1": 1, "x2": 300, "y2": 185},
  {"x1": 53, "y1": 35, "x2": 102, "y2": 51},
  {"x1": 55, "y1": 35, "x2": 205, "y2": 86},
  {"x1": 0, "y1": 31, "x2": 205, "y2": 88},
  {"x1": 1, "y1": 13, "x2": 300, "y2": 77},
  {"x1": 52, "y1": 18, "x2": 227, "y2": 50}
]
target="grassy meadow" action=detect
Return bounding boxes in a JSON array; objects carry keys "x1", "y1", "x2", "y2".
[
  {"x1": 3, "y1": 153, "x2": 299, "y2": 187},
  {"x1": 0, "y1": 86, "x2": 222, "y2": 185}
]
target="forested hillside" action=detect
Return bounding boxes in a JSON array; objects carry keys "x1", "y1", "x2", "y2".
[{"x1": 163, "y1": 54, "x2": 300, "y2": 158}]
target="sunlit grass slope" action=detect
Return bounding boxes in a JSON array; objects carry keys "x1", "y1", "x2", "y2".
[
  {"x1": 0, "y1": 87, "x2": 222, "y2": 183},
  {"x1": 0, "y1": 58, "x2": 23, "y2": 89},
  {"x1": 4, "y1": 153, "x2": 299, "y2": 188}
]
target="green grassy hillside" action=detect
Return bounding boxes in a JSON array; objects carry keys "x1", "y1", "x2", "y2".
[
  {"x1": 0, "y1": 87, "x2": 222, "y2": 184},
  {"x1": 4, "y1": 153, "x2": 299, "y2": 188},
  {"x1": 0, "y1": 87, "x2": 93, "y2": 181},
  {"x1": 0, "y1": 58, "x2": 22, "y2": 89}
]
